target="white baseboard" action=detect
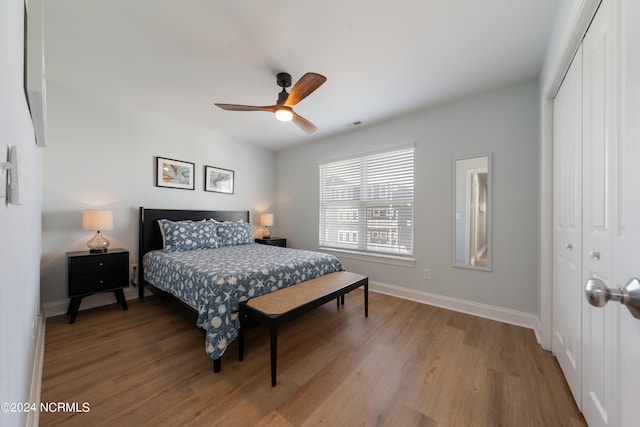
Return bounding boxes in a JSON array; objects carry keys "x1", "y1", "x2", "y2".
[
  {"x1": 42, "y1": 283, "x2": 542, "y2": 339},
  {"x1": 369, "y1": 280, "x2": 540, "y2": 333},
  {"x1": 26, "y1": 307, "x2": 45, "y2": 427},
  {"x1": 43, "y1": 286, "x2": 139, "y2": 318}
]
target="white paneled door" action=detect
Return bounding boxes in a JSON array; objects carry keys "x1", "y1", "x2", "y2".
[
  {"x1": 552, "y1": 44, "x2": 583, "y2": 407},
  {"x1": 581, "y1": 0, "x2": 618, "y2": 424},
  {"x1": 616, "y1": 0, "x2": 640, "y2": 425},
  {"x1": 553, "y1": 0, "x2": 640, "y2": 426}
]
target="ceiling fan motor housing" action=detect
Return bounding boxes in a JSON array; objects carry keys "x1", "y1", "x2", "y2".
[
  {"x1": 276, "y1": 73, "x2": 291, "y2": 104},
  {"x1": 276, "y1": 72, "x2": 292, "y2": 89}
]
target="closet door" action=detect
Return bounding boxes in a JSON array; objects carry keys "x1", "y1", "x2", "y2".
[
  {"x1": 617, "y1": 1, "x2": 640, "y2": 424},
  {"x1": 581, "y1": 0, "x2": 619, "y2": 425},
  {"x1": 551, "y1": 45, "x2": 583, "y2": 407}
]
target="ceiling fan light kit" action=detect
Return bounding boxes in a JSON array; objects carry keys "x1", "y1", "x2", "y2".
[
  {"x1": 275, "y1": 107, "x2": 293, "y2": 122},
  {"x1": 214, "y1": 71, "x2": 326, "y2": 134}
]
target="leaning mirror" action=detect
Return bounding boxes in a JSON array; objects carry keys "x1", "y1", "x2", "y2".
[{"x1": 453, "y1": 154, "x2": 492, "y2": 270}]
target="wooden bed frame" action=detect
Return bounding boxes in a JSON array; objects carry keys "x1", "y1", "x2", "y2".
[{"x1": 137, "y1": 207, "x2": 250, "y2": 372}]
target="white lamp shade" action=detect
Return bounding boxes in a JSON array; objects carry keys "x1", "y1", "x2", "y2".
[
  {"x1": 259, "y1": 213, "x2": 274, "y2": 227},
  {"x1": 82, "y1": 210, "x2": 114, "y2": 231}
]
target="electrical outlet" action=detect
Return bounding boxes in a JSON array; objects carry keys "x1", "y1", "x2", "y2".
[
  {"x1": 130, "y1": 264, "x2": 138, "y2": 286},
  {"x1": 423, "y1": 268, "x2": 431, "y2": 280}
]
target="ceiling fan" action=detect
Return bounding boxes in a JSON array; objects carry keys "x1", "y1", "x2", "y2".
[{"x1": 214, "y1": 72, "x2": 327, "y2": 134}]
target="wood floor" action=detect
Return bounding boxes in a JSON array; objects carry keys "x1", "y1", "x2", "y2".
[{"x1": 40, "y1": 290, "x2": 586, "y2": 426}]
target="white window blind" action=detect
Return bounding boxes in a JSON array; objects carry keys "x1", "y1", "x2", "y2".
[{"x1": 319, "y1": 146, "x2": 414, "y2": 257}]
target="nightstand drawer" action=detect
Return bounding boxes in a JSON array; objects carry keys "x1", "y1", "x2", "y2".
[
  {"x1": 69, "y1": 251, "x2": 128, "y2": 276},
  {"x1": 69, "y1": 271, "x2": 128, "y2": 296}
]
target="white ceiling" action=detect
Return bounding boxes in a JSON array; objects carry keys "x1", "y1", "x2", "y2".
[{"x1": 44, "y1": 0, "x2": 559, "y2": 151}]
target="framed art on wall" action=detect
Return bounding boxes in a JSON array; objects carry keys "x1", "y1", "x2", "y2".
[
  {"x1": 204, "y1": 165, "x2": 234, "y2": 194},
  {"x1": 156, "y1": 157, "x2": 195, "y2": 190}
]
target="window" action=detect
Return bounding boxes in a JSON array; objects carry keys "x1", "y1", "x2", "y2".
[{"x1": 319, "y1": 146, "x2": 414, "y2": 258}]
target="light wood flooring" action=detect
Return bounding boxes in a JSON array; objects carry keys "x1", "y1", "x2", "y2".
[{"x1": 40, "y1": 290, "x2": 586, "y2": 426}]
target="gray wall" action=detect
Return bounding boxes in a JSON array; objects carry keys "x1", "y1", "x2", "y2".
[
  {"x1": 41, "y1": 82, "x2": 277, "y2": 305},
  {"x1": 276, "y1": 80, "x2": 539, "y2": 314},
  {"x1": 0, "y1": 1, "x2": 43, "y2": 425}
]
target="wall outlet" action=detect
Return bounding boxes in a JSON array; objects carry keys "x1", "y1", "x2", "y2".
[
  {"x1": 423, "y1": 268, "x2": 431, "y2": 280},
  {"x1": 130, "y1": 264, "x2": 138, "y2": 286}
]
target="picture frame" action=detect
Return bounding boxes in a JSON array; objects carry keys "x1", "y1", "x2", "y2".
[
  {"x1": 204, "y1": 165, "x2": 234, "y2": 194},
  {"x1": 156, "y1": 157, "x2": 195, "y2": 190}
]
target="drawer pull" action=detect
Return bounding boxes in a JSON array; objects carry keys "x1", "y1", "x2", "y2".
[
  {"x1": 99, "y1": 280, "x2": 103, "y2": 284},
  {"x1": 99, "y1": 262, "x2": 104, "y2": 266}
]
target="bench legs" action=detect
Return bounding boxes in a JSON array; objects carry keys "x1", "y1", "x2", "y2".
[
  {"x1": 365, "y1": 283, "x2": 368, "y2": 317},
  {"x1": 239, "y1": 279, "x2": 368, "y2": 387},
  {"x1": 238, "y1": 325, "x2": 245, "y2": 361},
  {"x1": 270, "y1": 324, "x2": 278, "y2": 387},
  {"x1": 238, "y1": 322, "x2": 279, "y2": 386}
]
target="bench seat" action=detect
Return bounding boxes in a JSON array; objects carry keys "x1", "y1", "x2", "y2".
[{"x1": 238, "y1": 271, "x2": 368, "y2": 386}]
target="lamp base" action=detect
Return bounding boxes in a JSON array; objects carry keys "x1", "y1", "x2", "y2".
[
  {"x1": 262, "y1": 227, "x2": 271, "y2": 239},
  {"x1": 87, "y1": 231, "x2": 110, "y2": 253}
]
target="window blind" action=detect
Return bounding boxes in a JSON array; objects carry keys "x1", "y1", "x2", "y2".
[{"x1": 319, "y1": 146, "x2": 414, "y2": 257}]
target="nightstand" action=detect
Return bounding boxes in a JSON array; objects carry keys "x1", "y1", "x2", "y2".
[
  {"x1": 254, "y1": 237, "x2": 287, "y2": 248},
  {"x1": 66, "y1": 248, "x2": 129, "y2": 323}
]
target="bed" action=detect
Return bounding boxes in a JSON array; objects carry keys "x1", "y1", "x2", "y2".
[{"x1": 137, "y1": 207, "x2": 344, "y2": 371}]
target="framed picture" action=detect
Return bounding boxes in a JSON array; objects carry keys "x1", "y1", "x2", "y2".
[
  {"x1": 156, "y1": 157, "x2": 195, "y2": 190},
  {"x1": 204, "y1": 165, "x2": 234, "y2": 194}
]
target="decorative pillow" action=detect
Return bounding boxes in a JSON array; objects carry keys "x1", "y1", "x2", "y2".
[
  {"x1": 211, "y1": 220, "x2": 252, "y2": 246},
  {"x1": 158, "y1": 219, "x2": 219, "y2": 252}
]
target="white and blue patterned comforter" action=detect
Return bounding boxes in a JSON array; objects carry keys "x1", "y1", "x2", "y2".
[{"x1": 142, "y1": 243, "x2": 344, "y2": 360}]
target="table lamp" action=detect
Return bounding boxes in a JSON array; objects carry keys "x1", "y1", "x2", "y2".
[
  {"x1": 259, "y1": 213, "x2": 273, "y2": 239},
  {"x1": 83, "y1": 209, "x2": 113, "y2": 253}
]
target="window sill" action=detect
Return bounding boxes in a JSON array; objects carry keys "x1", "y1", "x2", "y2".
[{"x1": 318, "y1": 247, "x2": 415, "y2": 268}]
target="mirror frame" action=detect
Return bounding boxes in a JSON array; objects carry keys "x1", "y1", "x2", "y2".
[{"x1": 452, "y1": 153, "x2": 492, "y2": 271}]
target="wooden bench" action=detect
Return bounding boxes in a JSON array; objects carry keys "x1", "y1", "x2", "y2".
[{"x1": 238, "y1": 271, "x2": 368, "y2": 386}]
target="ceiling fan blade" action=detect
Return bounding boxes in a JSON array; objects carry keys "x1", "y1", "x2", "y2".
[
  {"x1": 214, "y1": 103, "x2": 276, "y2": 113},
  {"x1": 291, "y1": 111, "x2": 318, "y2": 134},
  {"x1": 285, "y1": 73, "x2": 327, "y2": 107}
]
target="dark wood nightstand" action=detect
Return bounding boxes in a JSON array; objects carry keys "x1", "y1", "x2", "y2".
[
  {"x1": 66, "y1": 248, "x2": 129, "y2": 323},
  {"x1": 254, "y1": 237, "x2": 287, "y2": 248}
]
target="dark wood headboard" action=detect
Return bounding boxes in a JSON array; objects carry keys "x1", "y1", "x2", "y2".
[{"x1": 138, "y1": 207, "x2": 250, "y2": 298}]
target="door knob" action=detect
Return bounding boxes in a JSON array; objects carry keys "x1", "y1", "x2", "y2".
[{"x1": 585, "y1": 277, "x2": 640, "y2": 319}]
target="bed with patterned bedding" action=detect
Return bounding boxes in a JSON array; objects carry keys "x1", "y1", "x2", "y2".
[
  {"x1": 143, "y1": 244, "x2": 344, "y2": 360},
  {"x1": 137, "y1": 207, "x2": 344, "y2": 367}
]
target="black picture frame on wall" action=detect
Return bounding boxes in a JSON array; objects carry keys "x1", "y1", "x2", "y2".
[
  {"x1": 204, "y1": 165, "x2": 234, "y2": 194},
  {"x1": 156, "y1": 157, "x2": 195, "y2": 190}
]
